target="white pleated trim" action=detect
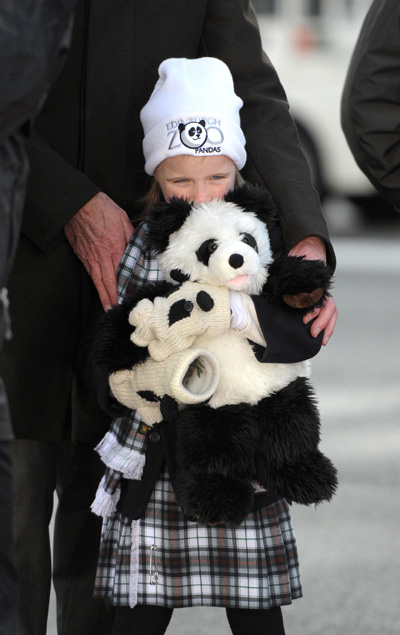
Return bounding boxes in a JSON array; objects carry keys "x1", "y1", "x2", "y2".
[
  {"x1": 129, "y1": 519, "x2": 140, "y2": 608},
  {"x1": 95, "y1": 431, "x2": 146, "y2": 479},
  {"x1": 91, "y1": 475, "x2": 121, "y2": 518}
]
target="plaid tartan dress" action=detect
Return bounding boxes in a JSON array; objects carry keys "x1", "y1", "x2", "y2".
[{"x1": 92, "y1": 222, "x2": 302, "y2": 609}]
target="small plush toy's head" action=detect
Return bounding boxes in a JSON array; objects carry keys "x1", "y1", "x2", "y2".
[{"x1": 145, "y1": 184, "x2": 278, "y2": 295}]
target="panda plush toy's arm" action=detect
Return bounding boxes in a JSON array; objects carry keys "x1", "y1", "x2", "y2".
[
  {"x1": 265, "y1": 254, "x2": 333, "y2": 311},
  {"x1": 251, "y1": 254, "x2": 333, "y2": 364}
]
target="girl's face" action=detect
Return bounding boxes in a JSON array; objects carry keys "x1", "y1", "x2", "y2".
[{"x1": 154, "y1": 155, "x2": 237, "y2": 203}]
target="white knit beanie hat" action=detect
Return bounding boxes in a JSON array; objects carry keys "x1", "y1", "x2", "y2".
[{"x1": 140, "y1": 57, "x2": 247, "y2": 175}]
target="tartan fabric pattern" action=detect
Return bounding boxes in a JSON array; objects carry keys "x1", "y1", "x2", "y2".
[
  {"x1": 95, "y1": 465, "x2": 302, "y2": 609},
  {"x1": 93, "y1": 221, "x2": 302, "y2": 608},
  {"x1": 117, "y1": 221, "x2": 163, "y2": 301}
]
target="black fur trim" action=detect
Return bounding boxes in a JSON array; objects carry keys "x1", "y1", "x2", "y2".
[
  {"x1": 145, "y1": 197, "x2": 193, "y2": 253},
  {"x1": 175, "y1": 403, "x2": 258, "y2": 477},
  {"x1": 256, "y1": 377, "x2": 321, "y2": 468},
  {"x1": 173, "y1": 472, "x2": 255, "y2": 525},
  {"x1": 224, "y1": 183, "x2": 278, "y2": 228},
  {"x1": 170, "y1": 269, "x2": 190, "y2": 283},
  {"x1": 160, "y1": 395, "x2": 179, "y2": 422},
  {"x1": 263, "y1": 450, "x2": 338, "y2": 505},
  {"x1": 263, "y1": 255, "x2": 333, "y2": 313}
]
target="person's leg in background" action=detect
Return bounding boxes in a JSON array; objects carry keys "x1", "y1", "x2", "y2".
[
  {"x1": 11, "y1": 439, "x2": 58, "y2": 635},
  {"x1": 3, "y1": 234, "x2": 113, "y2": 634},
  {"x1": 50, "y1": 271, "x2": 115, "y2": 635},
  {"x1": 0, "y1": 437, "x2": 19, "y2": 635},
  {"x1": 53, "y1": 439, "x2": 115, "y2": 634}
]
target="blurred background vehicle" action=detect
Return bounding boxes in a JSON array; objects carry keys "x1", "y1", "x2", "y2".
[{"x1": 253, "y1": 0, "x2": 399, "y2": 225}]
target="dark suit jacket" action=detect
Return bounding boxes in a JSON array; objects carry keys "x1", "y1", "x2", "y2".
[
  {"x1": 341, "y1": 0, "x2": 400, "y2": 210},
  {"x1": 1, "y1": 0, "x2": 334, "y2": 443}
]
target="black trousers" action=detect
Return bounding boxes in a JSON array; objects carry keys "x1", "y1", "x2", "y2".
[
  {"x1": 0, "y1": 440, "x2": 19, "y2": 635},
  {"x1": 112, "y1": 604, "x2": 286, "y2": 635},
  {"x1": 11, "y1": 439, "x2": 115, "y2": 635}
]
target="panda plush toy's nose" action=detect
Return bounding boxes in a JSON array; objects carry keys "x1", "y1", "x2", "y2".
[{"x1": 229, "y1": 253, "x2": 244, "y2": 269}]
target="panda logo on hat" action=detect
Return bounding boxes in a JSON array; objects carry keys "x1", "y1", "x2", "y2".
[{"x1": 178, "y1": 119, "x2": 207, "y2": 149}]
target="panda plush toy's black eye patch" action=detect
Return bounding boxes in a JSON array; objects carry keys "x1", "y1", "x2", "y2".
[
  {"x1": 195, "y1": 238, "x2": 218, "y2": 265},
  {"x1": 241, "y1": 233, "x2": 258, "y2": 252}
]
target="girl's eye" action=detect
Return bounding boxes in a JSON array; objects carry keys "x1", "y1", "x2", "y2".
[{"x1": 211, "y1": 175, "x2": 224, "y2": 180}]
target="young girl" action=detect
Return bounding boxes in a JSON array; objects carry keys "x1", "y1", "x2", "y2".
[{"x1": 91, "y1": 57, "x2": 328, "y2": 635}]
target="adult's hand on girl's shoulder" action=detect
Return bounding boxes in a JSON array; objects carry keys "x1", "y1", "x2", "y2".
[{"x1": 64, "y1": 192, "x2": 134, "y2": 310}]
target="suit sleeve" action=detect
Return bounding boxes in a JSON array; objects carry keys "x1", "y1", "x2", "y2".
[
  {"x1": 341, "y1": 0, "x2": 400, "y2": 211},
  {"x1": 200, "y1": 0, "x2": 335, "y2": 267},
  {"x1": 21, "y1": 130, "x2": 101, "y2": 252}
]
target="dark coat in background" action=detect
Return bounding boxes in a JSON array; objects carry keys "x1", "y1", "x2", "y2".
[{"x1": 341, "y1": 0, "x2": 400, "y2": 211}]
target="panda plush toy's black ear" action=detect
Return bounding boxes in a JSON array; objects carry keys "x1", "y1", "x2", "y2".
[
  {"x1": 225, "y1": 183, "x2": 278, "y2": 229},
  {"x1": 146, "y1": 197, "x2": 192, "y2": 254}
]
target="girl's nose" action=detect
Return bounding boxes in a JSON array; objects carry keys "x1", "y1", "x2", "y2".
[{"x1": 191, "y1": 184, "x2": 212, "y2": 203}]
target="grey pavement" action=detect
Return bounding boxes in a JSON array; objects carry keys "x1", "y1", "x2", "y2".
[{"x1": 47, "y1": 202, "x2": 400, "y2": 634}]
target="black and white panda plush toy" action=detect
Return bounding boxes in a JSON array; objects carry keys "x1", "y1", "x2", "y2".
[{"x1": 94, "y1": 184, "x2": 338, "y2": 525}]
